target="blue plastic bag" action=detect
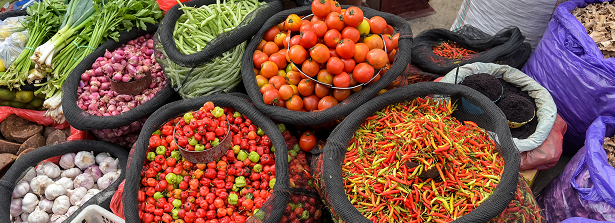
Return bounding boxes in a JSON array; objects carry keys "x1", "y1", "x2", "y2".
[
  {"x1": 521, "y1": 0, "x2": 615, "y2": 152},
  {"x1": 562, "y1": 217, "x2": 615, "y2": 223},
  {"x1": 538, "y1": 117, "x2": 615, "y2": 222}
]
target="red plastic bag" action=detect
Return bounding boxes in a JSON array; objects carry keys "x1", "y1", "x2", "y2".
[
  {"x1": 0, "y1": 106, "x2": 69, "y2": 129},
  {"x1": 520, "y1": 114, "x2": 567, "y2": 170},
  {"x1": 110, "y1": 179, "x2": 125, "y2": 219},
  {"x1": 157, "y1": 0, "x2": 190, "y2": 12}
]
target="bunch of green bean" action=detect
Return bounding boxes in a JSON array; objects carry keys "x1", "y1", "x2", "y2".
[{"x1": 174, "y1": 0, "x2": 265, "y2": 54}]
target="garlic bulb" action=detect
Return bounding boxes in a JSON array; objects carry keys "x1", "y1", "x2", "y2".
[
  {"x1": 55, "y1": 177, "x2": 74, "y2": 190},
  {"x1": 12, "y1": 181, "x2": 30, "y2": 198},
  {"x1": 73, "y1": 173, "x2": 95, "y2": 189},
  {"x1": 30, "y1": 175, "x2": 54, "y2": 195},
  {"x1": 80, "y1": 189, "x2": 100, "y2": 206},
  {"x1": 45, "y1": 183, "x2": 66, "y2": 200},
  {"x1": 21, "y1": 192, "x2": 39, "y2": 213},
  {"x1": 52, "y1": 195, "x2": 70, "y2": 214},
  {"x1": 68, "y1": 187, "x2": 87, "y2": 206},
  {"x1": 75, "y1": 151, "x2": 95, "y2": 170},
  {"x1": 66, "y1": 205, "x2": 79, "y2": 216},
  {"x1": 21, "y1": 168, "x2": 36, "y2": 182},
  {"x1": 61, "y1": 168, "x2": 81, "y2": 179},
  {"x1": 99, "y1": 157, "x2": 119, "y2": 174},
  {"x1": 95, "y1": 152, "x2": 111, "y2": 164},
  {"x1": 20, "y1": 212, "x2": 29, "y2": 222},
  {"x1": 28, "y1": 206, "x2": 49, "y2": 223},
  {"x1": 85, "y1": 165, "x2": 102, "y2": 180},
  {"x1": 37, "y1": 199, "x2": 53, "y2": 213},
  {"x1": 59, "y1": 153, "x2": 76, "y2": 169},
  {"x1": 10, "y1": 198, "x2": 22, "y2": 217},
  {"x1": 51, "y1": 213, "x2": 68, "y2": 223},
  {"x1": 97, "y1": 171, "x2": 120, "y2": 190},
  {"x1": 36, "y1": 162, "x2": 61, "y2": 179}
]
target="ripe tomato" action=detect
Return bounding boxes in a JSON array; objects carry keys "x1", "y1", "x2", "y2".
[
  {"x1": 333, "y1": 72, "x2": 351, "y2": 88},
  {"x1": 302, "y1": 59, "x2": 321, "y2": 78},
  {"x1": 260, "y1": 61, "x2": 278, "y2": 78},
  {"x1": 299, "y1": 131, "x2": 317, "y2": 152},
  {"x1": 286, "y1": 95, "x2": 304, "y2": 111},
  {"x1": 286, "y1": 70, "x2": 302, "y2": 85},
  {"x1": 323, "y1": 29, "x2": 341, "y2": 48},
  {"x1": 388, "y1": 49, "x2": 396, "y2": 63},
  {"x1": 353, "y1": 43, "x2": 369, "y2": 63},
  {"x1": 303, "y1": 95, "x2": 320, "y2": 111},
  {"x1": 277, "y1": 70, "x2": 287, "y2": 77},
  {"x1": 329, "y1": 48, "x2": 340, "y2": 58},
  {"x1": 278, "y1": 85, "x2": 294, "y2": 100},
  {"x1": 260, "y1": 83, "x2": 275, "y2": 94},
  {"x1": 257, "y1": 40, "x2": 267, "y2": 51},
  {"x1": 274, "y1": 32, "x2": 286, "y2": 48},
  {"x1": 298, "y1": 79, "x2": 315, "y2": 96},
  {"x1": 353, "y1": 63, "x2": 375, "y2": 83},
  {"x1": 262, "y1": 42, "x2": 279, "y2": 56},
  {"x1": 255, "y1": 75, "x2": 268, "y2": 88},
  {"x1": 269, "y1": 75, "x2": 287, "y2": 89},
  {"x1": 364, "y1": 34, "x2": 384, "y2": 50},
  {"x1": 330, "y1": 1, "x2": 341, "y2": 13},
  {"x1": 318, "y1": 96, "x2": 338, "y2": 110},
  {"x1": 369, "y1": 16, "x2": 387, "y2": 34},
  {"x1": 366, "y1": 49, "x2": 388, "y2": 69},
  {"x1": 325, "y1": 12, "x2": 345, "y2": 32},
  {"x1": 312, "y1": 21, "x2": 328, "y2": 38},
  {"x1": 262, "y1": 89, "x2": 280, "y2": 105},
  {"x1": 341, "y1": 58, "x2": 356, "y2": 73},
  {"x1": 311, "y1": 15, "x2": 324, "y2": 22},
  {"x1": 392, "y1": 33, "x2": 399, "y2": 49},
  {"x1": 311, "y1": 0, "x2": 331, "y2": 18},
  {"x1": 316, "y1": 69, "x2": 334, "y2": 85},
  {"x1": 299, "y1": 30, "x2": 318, "y2": 49},
  {"x1": 314, "y1": 83, "x2": 330, "y2": 98},
  {"x1": 264, "y1": 26, "x2": 280, "y2": 42},
  {"x1": 371, "y1": 73, "x2": 381, "y2": 83},
  {"x1": 268, "y1": 53, "x2": 287, "y2": 70},
  {"x1": 343, "y1": 7, "x2": 363, "y2": 27},
  {"x1": 383, "y1": 35, "x2": 393, "y2": 53},
  {"x1": 310, "y1": 43, "x2": 330, "y2": 64},
  {"x1": 326, "y1": 57, "x2": 344, "y2": 75},
  {"x1": 253, "y1": 52, "x2": 269, "y2": 69},
  {"x1": 300, "y1": 21, "x2": 313, "y2": 33},
  {"x1": 278, "y1": 22, "x2": 287, "y2": 32},
  {"x1": 336, "y1": 39, "x2": 356, "y2": 59},
  {"x1": 285, "y1": 14, "x2": 302, "y2": 32},
  {"x1": 289, "y1": 35, "x2": 301, "y2": 48},
  {"x1": 288, "y1": 45, "x2": 307, "y2": 64},
  {"x1": 276, "y1": 98, "x2": 286, "y2": 107},
  {"x1": 383, "y1": 25, "x2": 394, "y2": 35},
  {"x1": 341, "y1": 27, "x2": 360, "y2": 43},
  {"x1": 333, "y1": 89, "x2": 351, "y2": 101}
]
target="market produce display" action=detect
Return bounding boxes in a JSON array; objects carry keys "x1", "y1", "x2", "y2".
[
  {"x1": 0, "y1": 88, "x2": 45, "y2": 110},
  {"x1": 9, "y1": 151, "x2": 121, "y2": 222},
  {"x1": 432, "y1": 41, "x2": 478, "y2": 61},
  {"x1": 137, "y1": 102, "x2": 277, "y2": 222},
  {"x1": 0, "y1": 114, "x2": 69, "y2": 158},
  {"x1": 572, "y1": 1, "x2": 615, "y2": 59}
]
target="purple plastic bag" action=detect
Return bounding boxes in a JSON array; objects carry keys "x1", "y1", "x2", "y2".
[
  {"x1": 562, "y1": 217, "x2": 615, "y2": 223},
  {"x1": 538, "y1": 117, "x2": 615, "y2": 222},
  {"x1": 521, "y1": 0, "x2": 615, "y2": 152}
]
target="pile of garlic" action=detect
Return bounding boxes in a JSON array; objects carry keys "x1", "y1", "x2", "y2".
[{"x1": 10, "y1": 151, "x2": 121, "y2": 223}]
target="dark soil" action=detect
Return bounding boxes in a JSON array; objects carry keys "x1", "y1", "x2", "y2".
[
  {"x1": 497, "y1": 94, "x2": 535, "y2": 123},
  {"x1": 461, "y1": 73, "x2": 502, "y2": 101},
  {"x1": 498, "y1": 79, "x2": 538, "y2": 139}
]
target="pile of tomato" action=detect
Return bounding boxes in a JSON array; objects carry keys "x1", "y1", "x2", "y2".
[
  {"x1": 253, "y1": 0, "x2": 400, "y2": 112},
  {"x1": 139, "y1": 102, "x2": 277, "y2": 223}
]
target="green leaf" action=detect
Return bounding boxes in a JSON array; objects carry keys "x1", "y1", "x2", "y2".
[
  {"x1": 140, "y1": 17, "x2": 156, "y2": 24},
  {"x1": 123, "y1": 14, "x2": 136, "y2": 20}
]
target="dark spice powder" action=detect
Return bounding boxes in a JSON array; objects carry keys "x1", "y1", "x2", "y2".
[
  {"x1": 497, "y1": 94, "x2": 536, "y2": 123},
  {"x1": 498, "y1": 79, "x2": 538, "y2": 139},
  {"x1": 461, "y1": 73, "x2": 502, "y2": 101}
]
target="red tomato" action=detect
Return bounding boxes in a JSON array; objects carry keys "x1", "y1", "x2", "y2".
[
  {"x1": 336, "y1": 39, "x2": 356, "y2": 59},
  {"x1": 311, "y1": 0, "x2": 331, "y2": 18},
  {"x1": 333, "y1": 72, "x2": 351, "y2": 88},
  {"x1": 323, "y1": 29, "x2": 341, "y2": 48},
  {"x1": 383, "y1": 25, "x2": 394, "y2": 35},
  {"x1": 325, "y1": 12, "x2": 345, "y2": 32},
  {"x1": 288, "y1": 45, "x2": 307, "y2": 64},
  {"x1": 301, "y1": 59, "x2": 321, "y2": 78},
  {"x1": 330, "y1": 1, "x2": 341, "y2": 13},
  {"x1": 274, "y1": 32, "x2": 286, "y2": 48},
  {"x1": 260, "y1": 61, "x2": 278, "y2": 78},
  {"x1": 364, "y1": 34, "x2": 384, "y2": 50},
  {"x1": 318, "y1": 96, "x2": 338, "y2": 110},
  {"x1": 256, "y1": 40, "x2": 266, "y2": 51},
  {"x1": 303, "y1": 95, "x2": 320, "y2": 111},
  {"x1": 353, "y1": 43, "x2": 369, "y2": 63},
  {"x1": 269, "y1": 76, "x2": 287, "y2": 89},
  {"x1": 392, "y1": 33, "x2": 399, "y2": 49},
  {"x1": 369, "y1": 16, "x2": 387, "y2": 34},
  {"x1": 388, "y1": 49, "x2": 396, "y2": 62},
  {"x1": 310, "y1": 43, "x2": 330, "y2": 64},
  {"x1": 289, "y1": 35, "x2": 301, "y2": 47},
  {"x1": 255, "y1": 75, "x2": 268, "y2": 88},
  {"x1": 311, "y1": 15, "x2": 324, "y2": 22},
  {"x1": 268, "y1": 53, "x2": 287, "y2": 70},
  {"x1": 260, "y1": 84, "x2": 275, "y2": 94},
  {"x1": 316, "y1": 69, "x2": 334, "y2": 85},
  {"x1": 329, "y1": 48, "x2": 340, "y2": 58},
  {"x1": 299, "y1": 30, "x2": 318, "y2": 49},
  {"x1": 300, "y1": 21, "x2": 313, "y2": 33},
  {"x1": 314, "y1": 83, "x2": 330, "y2": 98},
  {"x1": 253, "y1": 52, "x2": 269, "y2": 69},
  {"x1": 352, "y1": 63, "x2": 375, "y2": 83},
  {"x1": 262, "y1": 42, "x2": 279, "y2": 56},
  {"x1": 341, "y1": 58, "x2": 356, "y2": 73},
  {"x1": 333, "y1": 89, "x2": 351, "y2": 101},
  {"x1": 278, "y1": 85, "x2": 294, "y2": 100},
  {"x1": 298, "y1": 79, "x2": 315, "y2": 96},
  {"x1": 312, "y1": 21, "x2": 328, "y2": 38},
  {"x1": 383, "y1": 35, "x2": 394, "y2": 53},
  {"x1": 341, "y1": 27, "x2": 360, "y2": 43},
  {"x1": 366, "y1": 49, "x2": 389, "y2": 69},
  {"x1": 343, "y1": 7, "x2": 364, "y2": 27},
  {"x1": 286, "y1": 71, "x2": 302, "y2": 85},
  {"x1": 326, "y1": 57, "x2": 344, "y2": 75},
  {"x1": 262, "y1": 89, "x2": 280, "y2": 105},
  {"x1": 299, "y1": 131, "x2": 317, "y2": 152},
  {"x1": 264, "y1": 26, "x2": 280, "y2": 42},
  {"x1": 285, "y1": 14, "x2": 302, "y2": 32},
  {"x1": 285, "y1": 95, "x2": 304, "y2": 111}
]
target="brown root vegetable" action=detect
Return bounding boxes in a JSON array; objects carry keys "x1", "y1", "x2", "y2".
[
  {"x1": 18, "y1": 134, "x2": 45, "y2": 155},
  {"x1": 0, "y1": 138, "x2": 20, "y2": 154},
  {"x1": 0, "y1": 153, "x2": 16, "y2": 178},
  {"x1": 10, "y1": 123, "x2": 43, "y2": 143},
  {"x1": 43, "y1": 125, "x2": 56, "y2": 139},
  {"x1": 46, "y1": 130, "x2": 67, "y2": 145},
  {"x1": 1, "y1": 115, "x2": 30, "y2": 142}
]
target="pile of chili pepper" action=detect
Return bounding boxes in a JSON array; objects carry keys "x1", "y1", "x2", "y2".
[
  {"x1": 342, "y1": 97, "x2": 504, "y2": 223},
  {"x1": 432, "y1": 41, "x2": 478, "y2": 60},
  {"x1": 407, "y1": 73, "x2": 436, "y2": 85},
  {"x1": 489, "y1": 174, "x2": 543, "y2": 223}
]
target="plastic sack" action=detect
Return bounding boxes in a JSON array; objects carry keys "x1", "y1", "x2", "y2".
[
  {"x1": 520, "y1": 114, "x2": 567, "y2": 170},
  {"x1": 488, "y1": 173, "x2": 543, "y2": 223},
  {"x1": 522, "y1": 0, "x2": 615, "y2": 153},
  {"x1": 110, "y1": 179, "x2": 125, "y2": 219},
  {"x1": 562, "y1": 217, "x2": 615, "y2": 223},
  {"x1": 0, "y1": 30, "x2": 28, "y2": 67},
  {"x1": 538, "y1": 116, "x2": 615, "y2": 222},
  {"x1": 450, "y1": 0, "x2": 566, "y2": 49},
  {"x1": 0, "y1": 105, "x2": 69, "y2": 129},
  {"x1": 156, "y1": 0, "x2": 190, "y2": 12},
  {"x1": 0, "y1": 16, "x2": 25, "y2": 41},
  {"x1": 439, "y1": 62, "x2": 557, "y2": 152}
]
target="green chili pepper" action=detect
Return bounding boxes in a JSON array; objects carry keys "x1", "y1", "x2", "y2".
[
  {"x1": 293, "y1": 144, "x2": 301, "y2": 153},
  {"x1": 289, "y1": 150, "x2": 297, "y2": 157},
  {"x1": 176, "y1": 174, "x2": 183, "y2": 184},
  {"x1": 253, "y1": 164, "x2": 262, "y2": 173},
  {"x1": 271, "y1": 146, "x2": 275, "y2": 153},
  {"x1": 300, "y1": 210, "x2": 310, "y2": 220},
  {"x1": 269, "y1": 178, "x2": 276, "y2": 189},
  {"x1": 172, "y1": 208, "x2": 179, "y2": 219},
  {"x1": 156, "y1": 146, "x2": 166, "y2": 155},
  {"x1": 232, "y1": 184, "x2": 239, "y2": 192},
  {"x1": 189, "y1": 137, "x2": 198, "y2": 146},
  {"x1": 195, "y1": 144, "x2": 205, "y2": 151},
  {"x1": 228, "y1": 193, "x2": 239, "y2": 205},
  {"x1": 235, "y1": 176, "x2": 246, "y2": 187},
  {"x1": 257, "y1": 128, "x2": 265, "y2": 136},
  {"x1": 233, "y1": 111, "x2": 241, "y2": 118},
  {"x1": 237, "y1": 150, "x2": 248, "y2": 161},
  {"x1": 171, "y1": 151, "x2": 181, "y2": 160},
  {"x1": 248, "y1": 151, "x2": 260, "y2": 162},
  {"x1": 154, "y1": 192, "x2": 164, "y2": 200},
  {"x1": 153, "y1": 130, "x2": 161, "y2": 135},
  {"x1": 147, "y1": 152, "x2": 156, "y2": 161},
  {"x1": 287, "y1": 154, "x2": 292, "y2": 163},
  {"x1": 246, "y1": 193, "x2": 254, "y2": 200},
  {"x1": 172, "y1": 199, "x2": 182, "y2": 208},
  {"x1": 183, "y1": 112, "x2": 193, "y2": 124},
  {"x1": 277, "y1": 124, "x2": 286, "y2": 133},
  {"x1": 165, "y1": 173, "x2": 177, "y2": 184},
  {"x1": 211, "y1": 107, "x2": 224, "y2": 118},
  {"x1": 289, "y1": 203, "x2": 296, "y2": 210},
  {"x1": 211, "y1": 138, "x2": 220, "y2": 147}
]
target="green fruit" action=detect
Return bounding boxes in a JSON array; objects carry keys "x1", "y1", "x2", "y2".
[
  {"x1": 35, "y1": 92, "x2": 46, "y2": 99},
  {"x1": 0, "y1": 88, "x2": 15, "y2": 101},
  {"x1": 9, "y1": 101, "x2": 25, "y2": 108},
  {"x1": 28, "y1": 98, "x2": 44, "y2": 108},
  {"x1": 15, "y1": 91, "x2": 34, "y2": 104}
]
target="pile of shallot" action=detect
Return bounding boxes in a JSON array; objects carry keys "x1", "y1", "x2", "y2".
[
  {"x1": 76, "y1": 34, "x2": 166, "y2": 117},
  {"x1": 10, "y1": 152, "x2": 121, "y2": 223}
]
